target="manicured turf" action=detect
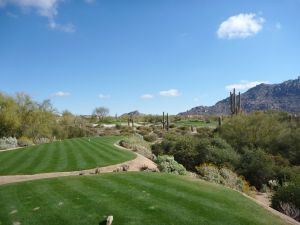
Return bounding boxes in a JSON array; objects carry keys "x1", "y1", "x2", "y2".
[
  {"x1": 0, "y1": 172, "x2": 287, "y2": 225},
  {"x1": 0, "y1": 136, "x2": 136, "y2": 175}
]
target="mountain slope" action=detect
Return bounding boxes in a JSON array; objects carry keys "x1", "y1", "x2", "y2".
[{"x1": 179, "y1": 77, "x2": 300, "y2": 115}]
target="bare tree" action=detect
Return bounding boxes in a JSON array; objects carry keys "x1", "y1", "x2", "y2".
[{"x1": 93, "y1": 107, "x2": 109, "y2": 121}]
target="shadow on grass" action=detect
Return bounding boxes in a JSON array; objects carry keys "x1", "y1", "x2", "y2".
[{"x1": 99, "y1": 220, "x2": 106, "y2": 225}]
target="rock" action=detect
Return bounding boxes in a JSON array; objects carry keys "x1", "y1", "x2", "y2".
[
  {"x1": 95, "y1": 167, "x2": 100, "y2": 174},
  {"x1": 106, "y1": 215, "x2": 113, "y2": 225},
  {"x1": 121, "y1": 164, "x2": 129, "y2": 171}
]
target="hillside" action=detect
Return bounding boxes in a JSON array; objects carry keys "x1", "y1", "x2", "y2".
[
  {"x1": 179, "y1": 77, "x2": 300, "y2": 115},
  {"x1": 121, "y1": 110, "x2": 144, "y2": 117}
]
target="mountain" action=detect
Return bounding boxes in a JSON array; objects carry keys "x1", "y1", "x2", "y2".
[
  {"x1": 179, "y1": 76, "x2": 300, "y2": 115},
  {"x1": 121, "y1": 110, "x2": 144, "y2": 117}
]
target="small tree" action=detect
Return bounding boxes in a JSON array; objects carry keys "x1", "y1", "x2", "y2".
[{"x1": 93, "y1": 107, "x2": 109, "y2": 121}]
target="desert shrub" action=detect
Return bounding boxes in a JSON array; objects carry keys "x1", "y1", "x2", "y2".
[
  {"x1": 0, "y1": 137, "x2": 18, "y2": 150},
  {"x1": 18, "y1": 136, "x2": 34, "y2": 147},
  {"x1": 115, "y1": 124, "x2": 122, "y2": 129},
  {"x1": 196, "y1": 127, "x2": 214, "y2": 138},
  {"x1": 156, "y1": 155, "x2": 187, "y2": 175},
  {"x1": 119, "y1": 134, "x2": 153, "y2": 159},
  {"x1": 143, "y1": 133, "x2": 158, "y2": 142},
  {"x1": 100, "y1": 127, "x2": 119, "y2": 136},
  {"x1": 119, "y1": 126, "x2": 134, "y2": 136},
  {"x1": 168, "y1": 124, "x2": 176, "y2": 129},
  {"x1": 196, "y1": 163, "x2": 251, "y2": 193},
  {"x1": 34, "y1": 137, "x2": 50, "y2": 144},
  {"x1": 272, "y1": 177, "x2": 300, "y2": 221},
  {"x1": 152, "y1": 134, "x2": 239, "y2": 171},
  {"x1": 153, "y1": 128, "x2": 164, "y2": 138},
  {"x1": 237, "y1": 147, "x2": 275, "y2": 189},
  {"x1": 136, "y1": 126, "x2": 152, "y2": 136},
  {"x1": 175, "y1": 126, "x2": 191, "y2": 135}
]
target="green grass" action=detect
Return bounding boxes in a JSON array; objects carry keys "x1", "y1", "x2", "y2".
[
  {"x1": 0, "y1": 136, "x2": 136, "y2": 175},
  {"x1": 175, "y1": 120, "x2": 217, "y2": 127},
  {"x1": 0, "y1": 172, "x2": 287, "y2": 225}
]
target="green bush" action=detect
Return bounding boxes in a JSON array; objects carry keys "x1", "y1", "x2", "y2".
[
  {"x1": 143, "y1": 133, "x2": 158, "y2": 142},
  {"x1": 120, "y1": 134, "x2": 153, "y2": 159},
  {"x1": 152, "y1": 134, "x2": 239, "y2": 172},
  {"x1": 156, "y1": 155, "x2": 187, "y2": 175},
  {"x1": 237, "y1": 147, "x2": 275, "y2": 189},
  {"x1": 196, "y1": 127, "x2": 214, "y2": 138},
  {"x1": 272, "y1": 177, "x2": 300, "y2": 221},
  {"x1": 18, "y1": 136, "x2": 34, "y2": 147},
  {"x1": 196, "y1": 163, "x2": 251, "y2": 193}
]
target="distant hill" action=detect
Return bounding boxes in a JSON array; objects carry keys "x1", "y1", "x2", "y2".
[
  {"x1": 121, "y1": 110, "x2": 144, "y2": 117},
  {"x1": 179, "y1": 76, "x2": 300, "y2": 115}
]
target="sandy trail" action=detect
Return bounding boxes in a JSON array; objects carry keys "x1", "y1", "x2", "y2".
[{"x1": 0, "y1": 143, "x2": 157, "y2": 186}]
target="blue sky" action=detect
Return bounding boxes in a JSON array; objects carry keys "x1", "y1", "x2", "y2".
[{"x1": 1, "y1": 0, "x2": 300, "y2": 115}]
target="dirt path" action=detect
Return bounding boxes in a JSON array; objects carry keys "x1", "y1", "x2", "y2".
[
  {"x1": 0, "y1": 146, "x2": 22, "y2": 152},
  {"x1": 0, "y1": 143, "x2": 157, "y2": 186},
  {"x1": 242, "y1": 192, "x2": 300, "y2": 225}
]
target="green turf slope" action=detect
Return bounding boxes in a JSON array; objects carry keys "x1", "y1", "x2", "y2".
[
  {"x1": 0, "y1": 136, "x2": 136, "y2": 175},
  {"x1": 0, "y1": 172, "x2": 288, "y2": 225}
]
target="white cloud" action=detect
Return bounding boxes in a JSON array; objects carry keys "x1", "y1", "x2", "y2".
[
  {"x1": 217, "y1": 13, "x2": 265, "y2": 39},
  {"x1": 0, "y1": 0, "x2": 79, "y2": 32},
  {"x1": 159, "y1": 89, "x2": 181, "y2": 97},
  {"x1": 141, "y1": 94, "x2": 154, "y2": 99},
  {"x1": 48, "y1": 20, "x2": 75, "y2": 33},
  {"x1": 0, "y1": 0, "x2": 59, "y2": 17},
  {"x1": 53, "y1": 91, "x2": 70, "y2": 97},
  {"x1": 98, "y1": 94, "x2": 111, "y2": 99},
  {"x1": 225, "y1": 80, "x2": 269, "y2": 91}
]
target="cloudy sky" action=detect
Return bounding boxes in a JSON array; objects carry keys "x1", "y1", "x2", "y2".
[{"x1": 0, "y1": 0, "x2": 299, "y2": 115}]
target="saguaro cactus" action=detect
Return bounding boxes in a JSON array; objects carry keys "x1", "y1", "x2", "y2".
[
  {"x1": 166, "y1": 113, "x2": 169, "y2": 131},
  {"x1": 162, "y1": 112, "x2": 166, "y2": 130},
  {"x1": 230, "y1": 88, "x2": 242, "y2": 115}
]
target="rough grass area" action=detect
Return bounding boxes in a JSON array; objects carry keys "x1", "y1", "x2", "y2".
[
  {"x1": 0, "y1": 137, "x2": 136, "y2": 175},
  {"x1": 175, "y1": 120, "x2": 217, "y2": 127},
  {"x1": 0, "y1": 172, "x2": 288, "y2": 225}
]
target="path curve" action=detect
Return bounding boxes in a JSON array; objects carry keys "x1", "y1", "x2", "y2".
[{"x1": 0, "y1": 143, "x2": 157, "y2": 186}]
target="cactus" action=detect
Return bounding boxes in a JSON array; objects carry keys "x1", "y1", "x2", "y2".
[
  {"x1": 218, "y1": 116, "x2": 222, "y2": 126},
  {"x1": 162, "y1": 112, "x2": 169, "y2": 131},
  {"x1": 162, "y1": 112, "x2": 166, "y2": 130},
  {"x1": 230, "y1": 88, "x2": 242, "y2": 115},
  {"x1": 166, "y1": 113, "x2": 169, "y2": 131}
]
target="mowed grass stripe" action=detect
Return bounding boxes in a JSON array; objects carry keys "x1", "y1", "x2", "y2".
[
  {"x1": 10, "y1": 144, "x2": 48, "y2": 174},
  {"x1": 75, "y1": 140, "x2": 113, "y2": 166},
  {"x1": 103, "y1": 173, "x2": 223, "y2": 224},
  {"x1": 0, "y1": 145, "x2": 46, "y2": 174},
  {"x1": 0, "y1": 136, "x2": 136, "y2": 175},
  {"x1": 77, "y1": 139, "x2": 119, "y2": 164},
  {"x1": 62, "y1": 176, "x2": 178, "y2": 225},
  {"x1": 78, "y1": 175, "x2": 201, "y2": 224},
  {"x1": 116, "y1": 174, "x2": 250, "y2": 224},
  {"x1": 0, "y1": 172, "x2": 287, "y2": 225}
]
